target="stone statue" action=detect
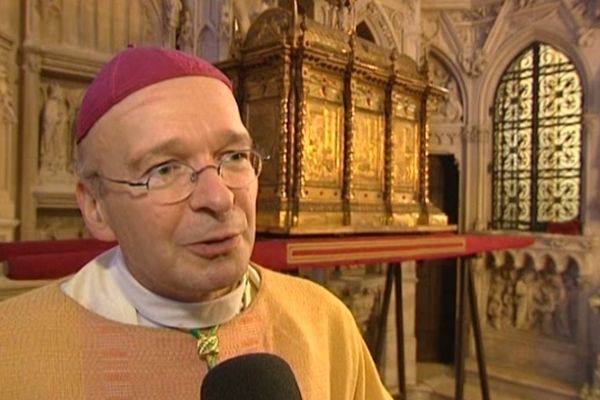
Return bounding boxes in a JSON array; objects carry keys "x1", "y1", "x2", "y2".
[
  {"x1": 40, "y1": 83, "x2": 69, "y2": 174},
  {"x1": 177, "y1": 10, "x2": 193, "y2": 53},
  {"x1": 164, "y1": 0, "x2": 182, "y2": 47},
  {"x1": 581, "y1": 292, "x2": 600, "y2": 399},
  {"x1": 0, "y1": 78, "x2": 16, "y2": 125},
  {"x1": 538, "y1": 272, "x2": 566, "y2": 336},
  {"x1": 232, "y1": 0, "x2": 273, "y2": 37},
  {"x1": 515, "y1": 270, "x2": 536, "y2": 329},
  {"x1": 487, "y1": 272, "x2": 505, "y2": 330},
  {"x1": 0, "y1": 78, "x2": 16, "y2": 192},
  {"x1": 444, "y1": 79, "x2": 463, "y2": 122}
]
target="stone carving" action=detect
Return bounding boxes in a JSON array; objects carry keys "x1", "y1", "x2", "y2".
[
  {"x1": 582, "y1": 366, "x2": 600, "y2": 400},
  {"x1": 444, "y1": 5, "x2": 498, "y2": 77},
  {"x1": 326, "y1": 271, "x2": 384, "y2": 345},
  {"x1": 514, "y1": 0, "x2": 535, "y2": 8},
  {"x1": 23, "y1": 52, "x2": 42, "y2": 74},
  {"x1": 0, "y1": 77, "x2": 16, "y2": 125},
  {"x1": 362, "y1": 1, "x2": 396, "y2": 48},
  {"x1": 176, "y1": 10, "x2": 193, "y2": 52},
  {"x1": 233, "y1": 0, "x2": 274, "y2": 38},
  {"x1": 486, "y1": 265, "x2": 579, "y2": 339},
  {"x1": 443, "y1": 80, "x2": 463, "y2": 122},
  {"x1": 487, "y1": 271, "x2": 506, "y2": 329},
  {"x1": 39, "y1": 83, "x2": 70, "y2": 175},
  {"x1": 36, "y1": 0, "x2": 62, "y2": 42},
  {"x1": 458, "y1": 49, "x2": 487, "y2": 77},
  {"x1": 428, "y1": 56, "x2": 463, "y2": 124},
  {"x1": 0, "y1": 76, "x2": 16, "y2": 193},
  {"x1": 321, "y1": 0, "x2": 359, "y2": 33},
  {"x1": 164, "y1": 0, "x2": 183, "y2": 47},
  {"x1": 514, "y1": 269, "x2": 536, "y2": 329},
  {"x1": 581, "y1": 293, "x2": 600, "y2": 399},
  {"x1": 37, "y1": 211, "x2": 89, "y2": 240}
]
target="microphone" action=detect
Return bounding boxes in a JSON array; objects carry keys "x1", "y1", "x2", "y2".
[{"x1": 201, "y1": 353, "x2": 303, "y2": 400}]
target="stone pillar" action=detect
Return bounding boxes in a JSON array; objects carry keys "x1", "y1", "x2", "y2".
[
  {"x1": 18, "y1": 50, "x2": 42, "y2": 239},
  {"x1": 0, "y1": 31, "x2": 18, "y2": 241},
  {"x1": 581, "y1": 294, "x2": 600, "y2": 399}
]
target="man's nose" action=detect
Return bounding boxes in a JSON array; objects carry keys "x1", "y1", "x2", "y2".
[{"x1": 187, "y1": 168, "x2": 234, "y2": 213}]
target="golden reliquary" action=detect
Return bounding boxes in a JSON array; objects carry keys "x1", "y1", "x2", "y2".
[{"x1": 218, "y1": 6, "x2": 448, "y2": 235}]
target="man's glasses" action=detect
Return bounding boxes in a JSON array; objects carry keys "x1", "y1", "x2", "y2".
[{"x1": 99, "y1": 149, "x2": 264, "y2": 204}]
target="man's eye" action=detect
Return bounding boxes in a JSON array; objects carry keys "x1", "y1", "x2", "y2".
[
  {"x1": 226, "y1": 151, "x2": 250, "y2": 162},
  {"x1": 153, "y1": 163, "x2": 182, "y2": 177}
]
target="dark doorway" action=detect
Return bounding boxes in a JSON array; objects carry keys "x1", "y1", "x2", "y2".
[{"x1": 415, "y1": 154, "x2": 459, "y2": 363}]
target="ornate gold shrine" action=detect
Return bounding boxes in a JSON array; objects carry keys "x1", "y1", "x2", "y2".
[{"x1": 219, "y1": 7, "x2": 448, "y2": 234}]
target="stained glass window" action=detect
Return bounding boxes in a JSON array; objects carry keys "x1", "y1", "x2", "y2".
[{"x1": 492, "y1": 42, "x2": 582, "y2": 232}]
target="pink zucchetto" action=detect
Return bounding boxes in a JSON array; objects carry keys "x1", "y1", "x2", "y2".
[{"x1": 75, "y1": 46, "x2": 233, "y2": 144}]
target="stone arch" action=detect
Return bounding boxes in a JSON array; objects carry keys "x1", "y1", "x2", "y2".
[
  {"x1": 356, "y1": 20, "x2": 376, "y2": 43},
  {"x1": 427, "y1": 47, "x2": 468, "y2": 151},
  {"x1": 476, "y1": 29, "x2": 589, "y2": 229},
  {"x1": 197, "y1": 24, "x2": 218, "y2": 62},
  {"x1": 355, "y1": 2, "x2": 398, "y2": 50},
  {"x1": 477, "y1": 29, "x2": 591, "y2": 141}
]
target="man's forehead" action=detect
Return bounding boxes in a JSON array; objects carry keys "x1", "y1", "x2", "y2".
[
  {"x1": 91, "y1": 76, "x2": 241, "y2": 143},
  {"x1": 75, "y1": 46, "x2": 232, "y2": 145}
]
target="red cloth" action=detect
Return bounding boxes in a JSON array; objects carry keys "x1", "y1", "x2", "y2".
[
  {"x1": 75, "y1": 46, "x2": 232, "y2": 143},
  {"x1": 6, "y1": 251, "x2": 106, "y2": 280},
  {"x1": 0, "y1": 238, "x2": 114, "y2": 259},
  {"x1": 2, "y1": 234, "x2": 534, "y2": 280},
  {"x1": 251, "y1": 234, "x2": 535, "y2": 271},
  {"x1": 0, "y1": 239, "x2": 114, "y2": 280}
]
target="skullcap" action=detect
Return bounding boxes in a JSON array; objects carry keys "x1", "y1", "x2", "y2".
[{"x1": 75, "y1": 46, "x2": 233, "y2": 143}]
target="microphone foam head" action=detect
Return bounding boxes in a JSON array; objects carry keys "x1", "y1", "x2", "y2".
[{"x1": 201, "y1": 353, "x2": 302, "y2": 400}]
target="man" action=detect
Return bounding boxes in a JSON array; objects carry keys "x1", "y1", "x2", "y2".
[{"x1": 0, "y1": 47, "x2": 392, "y2": 399}]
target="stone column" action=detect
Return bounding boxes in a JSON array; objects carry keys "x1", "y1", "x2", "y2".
[
  {"x1": 19, "y1": 50, "x2": 42, "y2": 239},
  {"x1": 581, "y1": 294, "x2": 600, "y2": 399},
  {"x1": 0, "y1": 31, "x2": 18, "y2": 241}
]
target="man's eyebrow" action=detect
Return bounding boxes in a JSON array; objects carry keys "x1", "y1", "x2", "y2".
[
  {"x1": 126, "y1": 131, "x2": 254, "y2": 172},
  {"x1": 221, "y1": 131, "x2": 254, "y2": 148},
  {"x1": 126, "y1": 138, "x2": 184, "y2": 173}
]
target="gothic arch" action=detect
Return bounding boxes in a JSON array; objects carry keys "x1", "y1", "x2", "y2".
[
  {"x1": 429, "y1": 46, "x2": 468, "y2": 120},
  {"x1": 477, "y1": 29, "x2": 591, "y2": 129},
  {"x1": 197, "y1": 24, "x2": 218, "y2": 62},
  {"x1": 476, "y1": 28, "x2": 590, "y2": 229},
  {"x1": 355, "y1": 2, "x2": 398, "y2": 50}
]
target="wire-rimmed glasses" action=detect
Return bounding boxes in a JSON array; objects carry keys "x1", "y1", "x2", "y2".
[{"x1": 99, "y1": 149, "x2": 264, "y2": 204}]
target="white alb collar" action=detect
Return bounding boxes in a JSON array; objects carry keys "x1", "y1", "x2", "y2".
[{"x1": 110, "y1": 248, "x2": 249, "y2": 329}]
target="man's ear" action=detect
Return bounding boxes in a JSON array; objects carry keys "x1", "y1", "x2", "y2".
[{"x1": 76, "y1": 181, "x2": 117, "y2": 241}]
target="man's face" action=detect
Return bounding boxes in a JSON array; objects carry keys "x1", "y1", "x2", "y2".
[{"x1": 77, "y1": 77, "x2": 257, "y2": 302}]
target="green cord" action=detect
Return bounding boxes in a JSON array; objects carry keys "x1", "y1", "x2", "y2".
[{"x1": 190, "y1": 325, "x2": 220, "y2": 369}]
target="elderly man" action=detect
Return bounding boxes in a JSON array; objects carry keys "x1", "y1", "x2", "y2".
[{"x1": 0, "y1": 47, "x2": 392, "y2": 399}]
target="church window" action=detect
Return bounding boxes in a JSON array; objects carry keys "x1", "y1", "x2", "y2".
[{"x1": 492, "y1": 42, "x2": 582, "y2": 232}]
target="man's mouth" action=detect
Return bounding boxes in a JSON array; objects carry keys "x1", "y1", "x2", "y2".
[{"x1": 185, "y1": 234, "x2": 242, "y2": 258}]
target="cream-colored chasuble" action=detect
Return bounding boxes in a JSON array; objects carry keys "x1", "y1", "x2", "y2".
[{"x1": 62, "y1": 246, "x2": 259, "y2": 367}]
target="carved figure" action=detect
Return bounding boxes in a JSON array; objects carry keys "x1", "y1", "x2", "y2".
[
  {"x1": 165, "y1": 0, "x2": 182, "y2": 30},
  {"x1": 164, "y1": 0, "x2": 182, "y2": 46},
  {"x1": 233, "y1": 0, "x2": 274, "y2": 36},
  {"x1": 487, "y1": 272, "x2": 505, "y2": 330},
  {"x1": 444, "y1": 80, "x2": 463, "y2": 122},
  {"x1": 0, "y1": 78, "x2": 16, "y2": 191},
  {"x1": 515, "y1": 270, "x2": 536, "y2": 329},
  {"x1": 0, "y1": 78, "x2": 16, "y2": 124},
  {"x1": 40, "y1": 83, "x2": 69, "y2": 174},
  {"x1": 538, "y1": 272, "x2": 566, "y2": 336},
  {"x1": 501, "y1": 269, "x2": 517, "y2": 324},
  {"x1": 177, "y1": 10, "x2": 193, "y2": 52}
]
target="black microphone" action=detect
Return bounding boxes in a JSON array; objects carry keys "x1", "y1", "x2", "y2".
[{"x1": 200, "y1": 353, "x2": 303, "y2": 399}]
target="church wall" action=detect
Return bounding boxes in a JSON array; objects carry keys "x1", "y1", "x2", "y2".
[
  {"x1": 0, "y1": 1, "x2": 20, "y2": 241},
  {"x1": 0, "y1": 0, "x2": 174, "y2": 240},
  {"x1": 423, "y1": 0, "x2": 600, "y2": 397}
]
